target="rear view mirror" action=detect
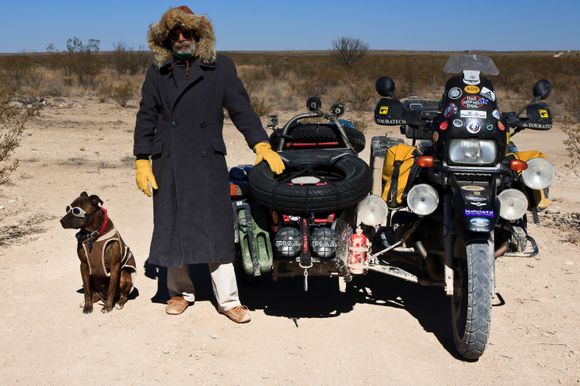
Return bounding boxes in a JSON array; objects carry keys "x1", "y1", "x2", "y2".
[
  {"x1": 306, "y1": 96, "x2": 321, "y2": 111},
  {"x1": 376, "y1": 77, "x2": 396, "y2": 98},
  {"x1": 533, "y1": 79, "x2": 552, "y2": 100}
]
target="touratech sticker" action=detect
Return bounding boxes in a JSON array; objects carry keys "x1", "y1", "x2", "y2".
[
  {"x1": 379, "y1": 106, "x2": 389, "y2": 115},
  {"x1": 452, "y1": 119, "x2": 463, "y2": 128},
  {"x1": 464, "y1": 85, "x2": 480, "y2": 94},
  {"x1": 444, "y1": 103, "x2": 458, "y2": 118},
  {"x1": 539, "y1": 109, "x2": 550, "y2": 118},
  {"x1": 464, "y1": 209, "x2": 494, "y2": 218},
  {"x1": 481, "y1": 86, "x2": 496, "y2": 101},
  {"x1": 460, "y1": 95, "x2": 490, "y2": 109},
  {"x1": 466, "y1": 119, "x2": 482, "y2": 134},
  {"x1": 376, "y1": 118, "x2": 406, "y2": 125},
  {"x1": 486, "y1": 122, "x2": 494, "y2": 131},
  {"x1": 462, "y1": 185, "x2": 485, "y2": 192},
  {"x1": 448, "y1": 87, "x2": 462, "y2": 99},
  {"x1": 460, "y1": 110, "x2": 487, "y2": 119},
  {"x1": 492, "y1": 109, "x2": 501, "y2": 120},
  {"x1": 527, "y1": 122, "x2": 552, "y2": 129}
]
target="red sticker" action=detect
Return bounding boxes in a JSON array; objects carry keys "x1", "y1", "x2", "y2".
[
  {"x1": 439, "y1": 120, "x2": 449, "y2": 131},
  {"x1": 498, "y1": 121, "x2": 505, "y2": 131}
]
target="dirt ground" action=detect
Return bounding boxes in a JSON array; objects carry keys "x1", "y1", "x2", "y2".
[{"x1": 0, "y1": 98, "x2": 578, "y2": 385}]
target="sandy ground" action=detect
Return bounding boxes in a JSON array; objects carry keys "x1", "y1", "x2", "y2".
[{"x1": 0, "y1": 98, "x2": 579, "y2": 385}]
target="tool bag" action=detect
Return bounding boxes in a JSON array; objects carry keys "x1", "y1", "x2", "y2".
[{"x1": 381, "y1": 144, "x2": 421, "y2": 208}]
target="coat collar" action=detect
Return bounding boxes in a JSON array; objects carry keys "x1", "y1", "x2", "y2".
[{"x1": 160, "y1": 57, "x2": 217, "y2": 111}]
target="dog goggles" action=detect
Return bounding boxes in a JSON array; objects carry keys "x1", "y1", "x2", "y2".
[{"x1": 66, "y1": 205, "x2": 87, "y2": 218}]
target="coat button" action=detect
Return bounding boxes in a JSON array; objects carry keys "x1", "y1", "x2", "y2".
[
  {"x1": 170, "y1": 121, "x2": 176, "y2": 127},
  {"x1": 164, "y1": 151, "x2": 170, "y2": 158},
  {"x1": 200, "y1": 121, "x2": 207, "y2": 128},
  {"x1": 202, "y1": 151, "x2": 208, "y2": 158}
]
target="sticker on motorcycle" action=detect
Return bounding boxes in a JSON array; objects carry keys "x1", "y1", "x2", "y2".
[
  {"x1": 463, "y1": 70, "x2": 481, "y2": 85},
  {"x1": 486, "y1": 123, "x2": 494, "y2": 131},
  {"x1": 460, "y1": 110, "x2": 487, "y2": 119},
  {"x1": 461, "y1": 95, "x2": 489, "y2": 109},
  {"x1": 539, "y1": 109, "x2": 550, "y2": 118},
  {"x1": 453, "y1": 119, "x2": 463, "y2": 128},
  {"x1": 461, "y1": 185, "x2": 485, "y2": 192},
  {"x1": 492, "y1": 109, "x2": 501, "y2": 120},
  {"x1": 439, "y1": 121, "x2": 448, "y2": 131},
  {"x1": 433, "y1": 131, "x2": 439, "y2": 142},
  {"x1": 444, "y1": 103, "x2": 458, "y2": 118},
  {"x1": 448, "y1": 87, "x2": 462, "y2": 99},
  {"x1": 464, "y1": 209, "x2": 494, "y2": 218},
  {"x1": 464, "y1": 85, "x2": 480, "y2": 94},
  {"x1": 466, "y1": 195, "x2": 487, "y2": 202},
  {"x1": 481, "y1": 86, "x2": 496, "y2": 101},
  {"x1": 379, "y1": 106, "x2": 389, "y2": 115},
  {"x1": 466, "y1": 119, "x2": 482, "y2": 134},
  {"x1": 498, "y1": 121, "x2": 505, "y2": 131}
]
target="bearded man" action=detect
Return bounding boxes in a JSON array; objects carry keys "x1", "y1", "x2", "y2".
[{"x1": 133, "y1": 6, "x2": 284, "y2": 322}]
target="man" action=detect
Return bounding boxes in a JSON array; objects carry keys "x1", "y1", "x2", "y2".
[{"x1": 134, "y1": 6, "x2": 284, "y2": 322}]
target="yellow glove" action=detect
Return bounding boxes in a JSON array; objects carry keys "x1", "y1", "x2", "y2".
[
  {"x1": 135, "y1": 159, "x2": 158, "y2": 197},
  {"x1": 253, "y1": 142, "x2": 285, "y2": 174}
]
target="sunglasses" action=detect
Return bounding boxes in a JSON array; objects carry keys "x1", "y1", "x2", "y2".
[
  {"x1": 66, "y1": 205, "x2": 87, "y2": 218},
  {"x1": 168, "y1": 29, "x2": 196, "y2": 42}
]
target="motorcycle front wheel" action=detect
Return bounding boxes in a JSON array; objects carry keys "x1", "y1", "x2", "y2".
[{"x1": 451, "y1": 239, "x2": 494, "y2": 360}]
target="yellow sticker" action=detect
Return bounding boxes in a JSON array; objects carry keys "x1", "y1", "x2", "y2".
[
  {"x1": 539, "y1": 109, "x2": 549, "y2": 118},
  {"x1": 379, "y1": 106, "x2": 389, "y2": 115},
  {"x1": 464, "y1": 85, "x2": 480, "y2": 94},
  {"x1": 432, "y1": 131, "x2": 439, "y2": 142}
]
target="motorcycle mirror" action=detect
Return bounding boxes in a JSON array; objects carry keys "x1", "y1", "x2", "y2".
[
  {"x1": 306, "y1": 96, "x2": 322, "y2": 112},
  {"x1": 532, "y1": 79, "x2": 552, "y2": 100},
  {"x1": 375, "y1": 76, "x2": 396, "y2": 98},
  {"x1": 330, "y1": 102, "x2": 345, "y2": 117}
]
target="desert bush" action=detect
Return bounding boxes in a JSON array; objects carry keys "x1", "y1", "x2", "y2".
[
  {"x1": 0, "y1": 87, "x2": 36, "y2": 186},
  {"x1": 331, "y1": 36, "x2": 369, "y2": 67},
  {"x1": 110, "y1": 42, "x2": 151, "y2": 75},
  {"x1": 0, "y1": 55, "x2": 40, "y2": 93},
  {"x1": 562, "y1": 118, "x2": 580, "y2": 176},
  {"x1": 97, "y1": 78, "x2": 138, "y2": 107}
]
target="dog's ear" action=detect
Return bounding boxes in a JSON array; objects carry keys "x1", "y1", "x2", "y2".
[
  {"x1": 89, "y1": 195, "x2": 104, "y2": 207},
  {"x1": 80, "y1": 191, "x2": 89, "y2": 198}
]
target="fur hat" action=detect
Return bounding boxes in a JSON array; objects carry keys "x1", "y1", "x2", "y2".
[{"x1": 147, "y1": 5, "x2": 216, "y2": 67}]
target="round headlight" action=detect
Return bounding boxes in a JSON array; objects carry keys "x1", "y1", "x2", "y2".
[
  {"x1": 274, "y1": 227, "x2": 302, "y2": 258},
  {"x1": 356, "y1": 195, "x2": 388, "y2": 226},
  {"x1": 407, "y1": 184, "x2": 439, "y2": 216},
  {"x1": 522, "y1": 158, "x2": 555, "y2": 190},
  {"x1": 310, "y1": 228, "x2": 338, "y2": 258},
  {"x1": 498, "y1": 189, "x2": 528, "y2": 221}
]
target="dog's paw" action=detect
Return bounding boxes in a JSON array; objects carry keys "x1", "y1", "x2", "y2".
[
  {"x1": 82, "y1": 305, "x2": 93, "y2": 314},
  {"x1": 101, "y1": 305, "x2": 113, "y2": 313},
  {"x1": 115, "y1": 303, "x2": 124, "y2": 310}
]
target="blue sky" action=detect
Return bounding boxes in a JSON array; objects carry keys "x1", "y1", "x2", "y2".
[{"x1": 0, "y1": 0, "x2": 578, "y2": 53}]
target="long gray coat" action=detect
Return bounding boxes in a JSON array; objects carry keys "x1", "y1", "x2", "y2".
[{"x1": 134, "y1": 55, "x2": 268, "y2": 267}]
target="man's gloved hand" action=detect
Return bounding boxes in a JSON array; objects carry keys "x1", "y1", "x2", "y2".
[
  {"x1": 253, "y1": 142, "x2": 285, "y2": 174},
  {"x1": 135, "y1": 159, "x2": 158, "y2": 197}
]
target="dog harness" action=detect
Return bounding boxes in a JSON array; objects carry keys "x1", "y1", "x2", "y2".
[{"x1": 80, "y1": 227, "x2": 136, "y2": 278}]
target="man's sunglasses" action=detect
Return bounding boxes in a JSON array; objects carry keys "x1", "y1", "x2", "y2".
[
  {"x1": 168, "y1": 29, "x2": 196, "y2": 42},
  {"x1": 66, "y1": 205, "x2": 87, "y2": 218}
]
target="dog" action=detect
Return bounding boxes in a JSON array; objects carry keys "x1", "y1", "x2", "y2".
[{"x1": 60, "y1": 192, "x2": 136, "y2": 313}]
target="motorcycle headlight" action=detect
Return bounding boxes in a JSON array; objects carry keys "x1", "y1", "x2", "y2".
[
  {"x1": 357, "y1": 195, "x2": 388, "y2": 226},
  {"x1": 407, "y1": 184, "x2": 439, "y2": 216},
  {"x1": 448, "y1": 139, "x2": 497, "y2": 165},
  {"x1": 498, "y1": 189, "x2": 528, "y2": 221},
  {"x1": 522, "y1": 158, "x2": 555, "y2": 190}
]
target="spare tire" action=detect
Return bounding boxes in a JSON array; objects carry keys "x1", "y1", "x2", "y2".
[
  {"x1": 249, "y1": 149, "x2": 372, "y2": 213},
  {"x1": 270, "y1": 123, "x2": 366, "y2": 153}
]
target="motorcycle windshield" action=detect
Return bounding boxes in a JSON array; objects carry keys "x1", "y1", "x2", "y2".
[{"x1": 443, "y1": 54, "x2": 500, "y2": 76}]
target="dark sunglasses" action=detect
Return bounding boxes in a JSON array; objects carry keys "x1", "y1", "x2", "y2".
[
  {"x1": 168, "y1": 29, "x2": 196, "y2": 42},
  {"x1": 66, "y1": 205, "x2": 87, "y2": 218}
]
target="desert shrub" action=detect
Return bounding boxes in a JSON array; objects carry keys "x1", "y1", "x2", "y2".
[
  {"x1": 0, "y1": 55, "x2": 40, "y2": 93},
  {"x1": 98, "y1": 78, "x2": 138, "y2": 107},
  {"x1": 562, "y1": 118, "x2": 580, "y2": 176},
  {"x1": 110, "y1": 42, "x2": 151, "y2": 75},
  {"x1": 0, "y1": 87, "x2": 36, "y2": 186},
  {"x1": 331, "y1": 36, "x2": 369, "y2": 67}
]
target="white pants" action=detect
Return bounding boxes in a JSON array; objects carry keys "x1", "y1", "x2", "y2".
[{"x1": 167, "y1": 263, "x2": 241, "y2": 312}]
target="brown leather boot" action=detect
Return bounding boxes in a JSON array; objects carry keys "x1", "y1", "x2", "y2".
[
  {"x1": 165, "y1": 296, "x2": 190, "y2": 315},
  {"x1": 219, "y1": 305, "x2": 251, "y2": 323}
]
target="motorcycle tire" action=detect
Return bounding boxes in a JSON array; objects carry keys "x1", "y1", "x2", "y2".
[
  {"x1": 249, "y1": 150, "x2": 371, "y2": 213},
  {"x1": 270, "y1": 123, "x2": 366, "y2": 153},
  {"x1": 451, "y1": 239, "x2": 494, "y2": 361}
]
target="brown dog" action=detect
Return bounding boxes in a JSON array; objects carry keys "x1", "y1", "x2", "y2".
[{"x1": 60, "y1": 192, "x2": 136, "y2": 313}]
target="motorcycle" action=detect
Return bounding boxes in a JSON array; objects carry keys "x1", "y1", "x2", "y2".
[
  {"x1": 229, "y1": 98, "x2": 374, "y2": 291},
  {"x1": 365, "y1": 54, "x2": 555, "y2": 360}
]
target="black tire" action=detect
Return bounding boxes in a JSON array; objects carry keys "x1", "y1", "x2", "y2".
[
  {"x1": 270, "y1": 123, "x2": 366, "y2": 153},
  {"x1": 249, "y1": 150, "x2": 371, "y2": 213},
  {"x1": 451, "y1": 239, "x2": 494, "y2": 360}
]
